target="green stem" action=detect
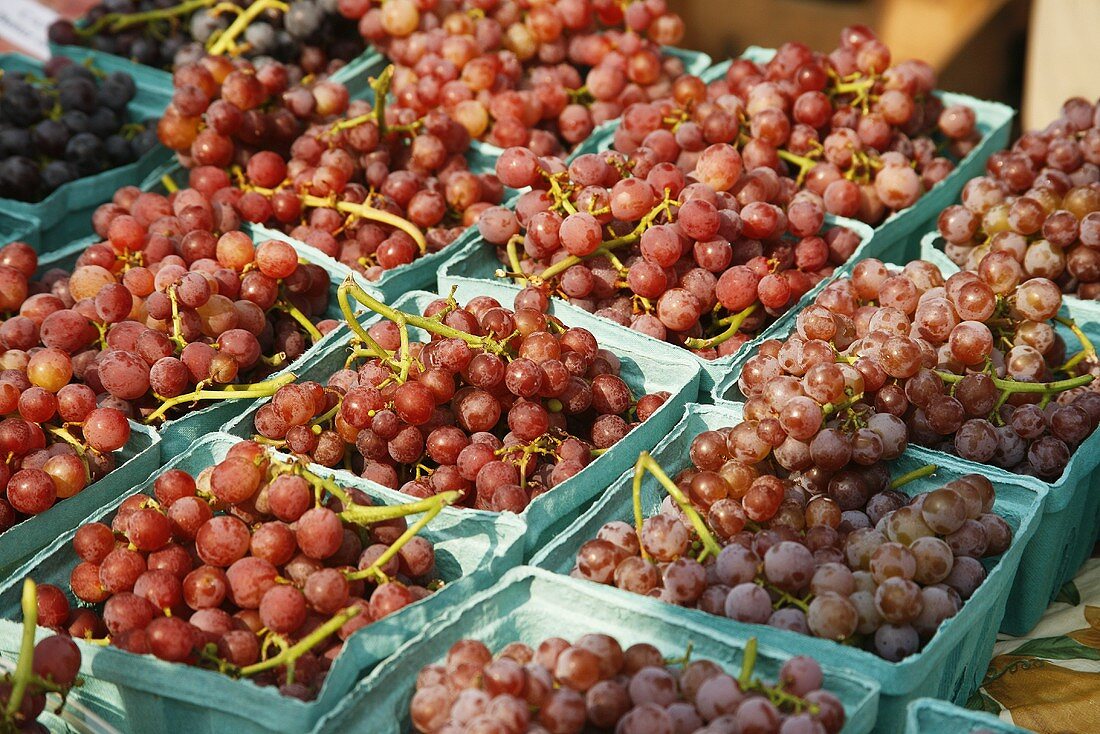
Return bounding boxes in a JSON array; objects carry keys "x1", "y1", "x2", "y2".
[
  {"x1": 336, "y1": 282, "x2": 404, "y2": 372},
  {"x1": 370, "y1": 66, "x2": 394, "y2": 138},
  {"x1": 239, "y1": 606, "x2": 358, "y2": 677},
  {"x1": 343, "y1": 492, "x2": 458, "y2": 582},
  {"x1": 632, "y1": 460, "x2": 651, "y2": 562},
  {"x1": 637, "y1": 453, "x2": 722, "y2": 562},
  {"x1": 76, "y1": 0, "x2": 214, "y2": 36},
  {"x1": 342, "y1": 279, "x2": 513, "y2": 356},
  {"x1": 7, "y1": 580, "x2": 38, "y2": 718},
  {"x1": 935, "y1": 371, "x2": 1094, "y2": 395},
  {"x1": 890, "y1": 464, "x2": 937, "y2": 490},
  {"x1": 145, "y1": 373, "x2": 295, "y2": 423},
  {"x1": 206, "y1": 0, "x2": 289, "y2": 55},
  {"x1": 685, "y1": 304, "x2": 758, "y2": 350},
  {"x1": 1055, "y1": 315, "x2": 1097, "y2": 373},
  {"x1": 274, "y1": 298, "x2": 323, "y2": 343},
  {"x1": 738, "y1": 637, "x2": 757, "y2": 691}
]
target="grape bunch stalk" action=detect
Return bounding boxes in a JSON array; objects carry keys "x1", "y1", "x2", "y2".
[
  {"x1": 411, "y1": 633, "x2": 845, "y2": 733},
  {"x1": 49, "y1": 0, "x2": 366, "y2": 80},
  {"x1": 252, "y1": 281, "x2": 669, "y2": 513},
  {"x1": 0, "y1": 580, "x2": 83, "y2": 733},
  {"x1": 44, "y1": 443, "x2": 456, "y2": 701}
]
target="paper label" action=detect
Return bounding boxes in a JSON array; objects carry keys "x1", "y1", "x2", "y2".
[{"x1": 0, "y1": 0, "x2": 61, "y2": 59}]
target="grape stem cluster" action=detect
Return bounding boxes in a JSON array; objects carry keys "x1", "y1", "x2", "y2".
[
  {"x1": 4, "y1": 580, "x2": 77, "y2": 729},
  {"x1": 73, "y1": 0, "x2": 215, "y2": 37},
  {"x1": 632, "y1": 451, "x2": 723, "y2": 563}
]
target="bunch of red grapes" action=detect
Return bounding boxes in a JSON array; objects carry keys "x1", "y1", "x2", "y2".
[
  {"x1": 411, "y1": 634, "x2": 845, "y2": 733},
  {"x1": 735, "y1": 257, "x2": 1100, "y2": 480},
  {"x1": 29, "y1": 186, "x2": 339, "y2": 422},
  {"x1": 253, "y1": 289, "x2": 669, "y2": 513},
  {"x1": 937, "y1": 96, "x2": 1100, "y2": 297},
  {"x1": 45, "y1": 443, "x2": 447, "y2": 700},
  {"x1": 0, "y1": 241, "x2": 132, "y2": 529},
  {"x1": 574, "y1": 472, "x2": 1010, "y2": 662},
  {"x1": 233, "y1": 84, "x2": 506, "y2": 280},
  {"x1": 0, "y1": 582, "x2": 82, "y2": 731},
  {"x1": 339, "y1": 0, "x2": 689, "y2": 154},
  {"x1": 480, "y1": 145, "x2": 863, "y2": 358},
  {"x1": 157, "y1": 55, "x2": 351, "y2": 168},
  {"x1": 608, "y1": 27, "x2": 980, "y2": 225}
]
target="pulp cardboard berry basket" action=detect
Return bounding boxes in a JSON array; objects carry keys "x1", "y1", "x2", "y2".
[
  {"x1": 221, "y1": 288, "x2": 702, "y2": 559},
  {"x1": 0, "y1": 53, "x2": 173, "y2": 249},
  {"x1": 0, "y1": 432, "x2": 525, "y2": 734},
  {"x1": 904, "y1": 697, "x2": 1029, "y2": 733},
  {"x1": 0, "y1": 210, "x2": 40, "y2": 251},
  {"x1": 437, "y1": 216, "x2": 875, "y2": 396},
  {"x1": 465, "y1": 46, "x2": 714, "y2": 170},
  {"x1": 35, "y1": 226, "x2": 380, "y2": 457},
  {"x1": 696, "y1": 46, "x2": 1014, "y2": 266},
  {"x1": 0, "y1": 420, "x2": 159, "y2": 577},
  {"x1": 913, "y1": 233, "x2": 1100, "y2": 636},
  {"x1": 311, "y1": 566, "x2": 883, "y2": 734},
  {"x1": 530, "y1": 401, "x2": 1046, "y2": 733}
]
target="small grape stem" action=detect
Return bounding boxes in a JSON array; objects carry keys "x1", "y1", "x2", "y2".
[
  {"x1": 822, "y1": 392, "x2": 865, "y2": 417},
  {"x1": 737, "y1": 636, "x2": 757, "y2": 691},
  {"x1": 934, "y1": 370, "x2": 1094, "y2": 395},
  {"x1": 735, "y1": 636, "x2": 820, "y2": 715},
  {"x1": 343, "y1": 492, "x2": 459, "y2": 582},
  {"x1": 166, "y1": 286, "x2": 189, "y2": 351},
  {"x1": 1055, "y1": 316, "x2": 1097, "y2": 373},
  {"x1": 341, "y1": 278, "x2": 514, "y2": 357},
  {"x1": 238, "y1": 606, "x2": 358, "y2": 678},
  {"x1": 889, "y1": 464, "x2": 937, "y2": 490},
  {"x1": 632, "y1": 460, "x2": 651, "y2": 561},
  {"x1": 145, "y1": 373, "x2": 296, "y2": 423},
  {"x1": 7, "y1": 580, "x2": 38, "y2": 717},
  {"x1": 273, "y1": 297, "x2": 324, "y2": 343},
  {"x1": 246, "y1": 182, "x2": 428, "y2": 255},
  {"x1": 303, "y1": 195, "x2": 427, "y2": 256},
  {"x1": 776, "y1": 149, "x2": 819, "y2": 186},
  {"x1": 336, "y1": 286, "x2": 405, "y2": 375},
  {"x1": 160, "y1": 174, "x2": 179, "y2": 194},
  {"x1": 636, "y1": 452, "x2": 722, "y2": 562},
  {"x1": 75, "y1": 0, "x2": 214, "y2": 36},
  {"x1": 370, "y1": 66, "x2": 393, "y2": 137},
  {"x1": 206, "y1": 0, "x2": 289, "y2": 56},
  {"x1": 684, "y1": 304, "x2": 758, "y2": 350},
  {"x1": 545, "y1": 174, "x2": 578, "y2": 215},
  {"x1": 44, "y1": 425, "x2": 93, "y2": 483},
  {"x1": 504, "y1": 236, "x2": 528, "y2": 286},
  {"x1": 528, "y1": 192, "x2": 676, "y2": 284}
]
